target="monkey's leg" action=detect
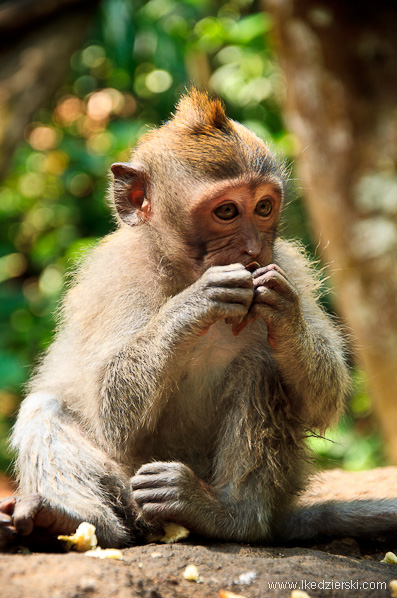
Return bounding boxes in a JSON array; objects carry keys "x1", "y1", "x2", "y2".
[
  {"x1": 275, "y1": 500, "x2": 397, "y2": 543},
  {"x1": 4, "y1": 392, "x2": 136, "y2": 549},
  {"x1": 131, "y1": 370, "x2": 301, "y2": 543}
]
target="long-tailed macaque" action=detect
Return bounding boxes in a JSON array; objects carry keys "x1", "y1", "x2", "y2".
[{"x1": 0, "y1": 89, "x2": 395, "y2": 550}]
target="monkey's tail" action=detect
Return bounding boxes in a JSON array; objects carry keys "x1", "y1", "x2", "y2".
[
  {"x1": 275, "y1": 499, "x2": 397, "y2": 543},
  {"x1": 11, "y1": 392, "x2": 136, "y2": 548}
]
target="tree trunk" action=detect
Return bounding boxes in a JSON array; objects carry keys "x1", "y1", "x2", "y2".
[
  {"x1": 0, "y1": 0, "x2": 99, "y2": 179},
  {"x1": 265, "y1": 0, "x2": 397, "y2": 461}
]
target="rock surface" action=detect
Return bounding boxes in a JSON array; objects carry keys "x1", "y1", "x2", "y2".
[{"x1": 2, "y1": 468, "x2": 397, "y2": 598}]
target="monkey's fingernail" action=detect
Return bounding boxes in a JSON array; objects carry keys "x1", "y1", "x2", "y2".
[
  {"x1": 0, "y1": 513, "x2": 12, "y2": 525},
  {"x1": 232, "y1": 320, "x2": 248, "y2": 336}
]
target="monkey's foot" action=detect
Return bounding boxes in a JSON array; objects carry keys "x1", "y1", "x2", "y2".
[
  {"x1": 0, "y1": 496, "x2": 17, "y2": 549},
  {"x1": 0, "y1": 494, "x2": 81, "y2": 552}
]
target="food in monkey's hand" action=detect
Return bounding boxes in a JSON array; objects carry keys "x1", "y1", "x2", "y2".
[
  {"x1": 245, "y1": 261, "x2": 261, "y2": 273},
  {"x1": 226, "y1": 261, "x2": 261, "y2": 335},
  {"x1": 58, "y1": 522, "x2": 97, "y2": 552}
]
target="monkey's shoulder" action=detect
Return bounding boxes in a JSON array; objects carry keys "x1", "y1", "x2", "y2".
[{"x1": 65, "y1": 227, "x2": 166, "y2": 315}]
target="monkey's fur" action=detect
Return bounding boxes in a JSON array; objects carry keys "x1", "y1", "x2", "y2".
[{"x1": 2, "y1": 90, "x2": 394, "y2": 551}]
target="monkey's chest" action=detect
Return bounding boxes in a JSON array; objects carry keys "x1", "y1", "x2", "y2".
[
  {"x1": 185, "y1": 319, "x2": 254, "y2": 376},
  {"x1": 137, "y1": 322, "x2": 257, "y2": 474}
]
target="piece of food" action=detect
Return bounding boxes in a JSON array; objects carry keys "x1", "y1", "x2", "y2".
[
  {"x1": 219, "y1": 590, "x2": 248, "y2": 598},
  {"x1": 183, "y1": 564, "x2": 202, "y2": 582},
  {"x1": 291, "y1": 591, "x2": 311, "y2": 598},
  {"x1": 382, "y1": 551, "x2": 397, "y2": 564},
  {"x1": 160, "y1": 522, "x2": 190, "y2": 543},
  {"x1": 85, "y1": 547, "x2": 124, "y2": 560},
  {"x1": 58, "y1": 522, "x2": 97, "y2": 552},
  {"x1": 227, "y1": 262, "x2": 261, "y2": 335},
  {"x1": 245, "y1": 261, "x2": 261, "y2": 272},
  {"x1": 237, "y1": 571, "x2": 257, "y2": 585},
  {"x1": 390, "y1": 580, "x2": 397, "y2": 597}
]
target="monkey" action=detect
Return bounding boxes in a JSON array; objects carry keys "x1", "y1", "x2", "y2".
[{"x1": 0, "y1": 88, "x2": 395, "y2": 551}]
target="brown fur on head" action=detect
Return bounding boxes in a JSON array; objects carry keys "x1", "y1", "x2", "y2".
[
  {"x1": 111, "y1": 89, "x2": 286, "y2": 224},
  {"x1": 172, "y1": 87, "x2": 230, "y2": 135},
  {"x1": 136, "y1": 87, "x2": 285, "y2": 182}
]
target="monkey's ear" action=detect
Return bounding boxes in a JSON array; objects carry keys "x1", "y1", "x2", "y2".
[{"x1": 110, "y1": 162, "x2": 151, "y2": 226}]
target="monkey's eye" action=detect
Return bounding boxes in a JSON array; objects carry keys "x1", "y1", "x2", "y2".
[
  {"x1": 213, "y1": 203, "x2": 239, "y2": 221},
  {"x1": 255, "y1": 198, "x2": 273, "y2": 218}
]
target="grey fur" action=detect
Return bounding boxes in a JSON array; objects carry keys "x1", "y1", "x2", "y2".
[{"x1": 4, "y1": 91, "x2": 367, "y2": 549}]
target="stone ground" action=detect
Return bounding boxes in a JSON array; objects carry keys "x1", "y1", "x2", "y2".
[{"x1": 1, "y1": 468, "x2": 397, "y2": 598}]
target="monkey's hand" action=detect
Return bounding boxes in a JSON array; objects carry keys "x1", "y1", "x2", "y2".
[
  {"x1": 0, "y1": 494, "x2": 80, "y2": 550},
  {"x1": 131, "y1": 462, "x2": 217, "y2": 532},
  {"x1": 176, "y1": 264, "x2": 254, "y2": 336},
  {"x1": 247, "y1": 264, "x2": 304, "y2": 350}
]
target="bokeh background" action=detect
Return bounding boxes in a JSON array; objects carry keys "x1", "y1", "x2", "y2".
[{"x1": 0, "y1": 0, "x2": 395, "y2": 479}]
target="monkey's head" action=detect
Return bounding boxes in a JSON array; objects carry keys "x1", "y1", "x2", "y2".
[{"x1": 111, "y1": 89, "x2": 286, "y2": 278}]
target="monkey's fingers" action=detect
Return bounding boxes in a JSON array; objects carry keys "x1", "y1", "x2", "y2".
[
  {"x1": 0, "y1": 497, "x2": 20, "y2": 549},
  {"x1": 12, "y1": 495, "x2": 79, "y2": 536},
  {"x1": 138, "y1": 502, "x2": 170, "y2": 523},
  {"x1": 209, "y1": 286, "x2": 253, "y2": 306},
  {"x1": 0, "y1": 511, "x2": 13, "y2": 526},
  {"x1": 244, "y1": 287, "x2": 284, "y2": 325},
  {"x1": 133, "y1": 486, "x2": 178, "y2": 506},
  {"x1": 252, "y1": 263, "x2": 286, "y2": 278},
  {"x1": 225, "y1": 262, "x2": 260, "y2": 333},
  {"x1": 134, "y1": 461, "x2": 187, "y2": 477},
  {"x1": 0, "y1": 521, "x2": 17, "y2": 550},
  {"x1": 253, "y1": 264, "x2": 289, "y2": 288},
  {"x1": 224, "y1": 315, "x2": 247, "y2": 335},
  {"x1": 132, "y1": 472, "x2": 178, "y2": 489},
  {"x1": 0, "y1": 496, "x2": 17, "y2": 516},
  {"x1": 253, "y1": 268, "x2": 298, "y2": 303},
  {"x1": 232, "y1": 320, "x2": 248, "y2": 335},
  {"x1": 204, "y1": 265, "x2": 254, "y2": 289},
  {"x1": 133, "y1": 487, "x2": 189, "y2": 525}
]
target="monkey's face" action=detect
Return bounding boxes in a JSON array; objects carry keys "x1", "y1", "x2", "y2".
[{"x1": 185, "y1": 178, "x2": 282, "y2": 273}]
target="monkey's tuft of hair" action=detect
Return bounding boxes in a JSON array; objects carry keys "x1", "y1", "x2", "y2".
[{"x1": 172, "y1": 88, "x2": 232, "y2": 137}]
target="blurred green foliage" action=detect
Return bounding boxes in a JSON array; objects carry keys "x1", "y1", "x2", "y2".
[
  {"x1": 0, "y1": 0, "x2": 385, "y2": 473},
  {"x1": 308, "y1": 369, "x2": 385, "y2": 471}
]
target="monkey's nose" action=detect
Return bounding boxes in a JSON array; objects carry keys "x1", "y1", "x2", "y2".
[
  {"x1": 240, "y1": 222, "x2": 261, "y2": 258},
  {"x1": 244, "y1": 243, "x2": 261, "y2": 260},
  {"x1": 247, "y1": 247, "x2": 260, "y2": 257}
]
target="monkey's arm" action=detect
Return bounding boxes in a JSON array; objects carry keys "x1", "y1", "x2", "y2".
[
  {"x1": 249, "y1": 262, "x2": 349, "y2": 429},
  {"x1": 99, "y1": 264, "x2": 254, "y2": 447}
]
